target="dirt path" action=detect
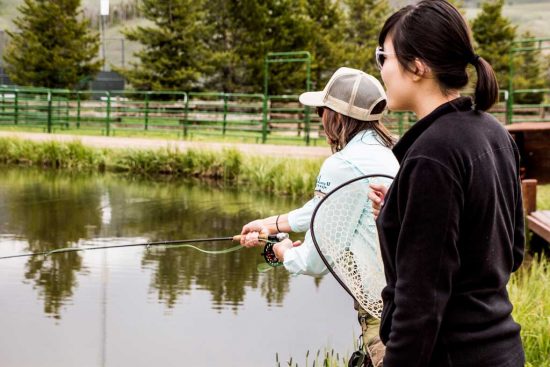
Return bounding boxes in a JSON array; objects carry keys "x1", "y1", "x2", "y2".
[{"x1": 0, "y1": 131, "x2": 331, "y2": 159}]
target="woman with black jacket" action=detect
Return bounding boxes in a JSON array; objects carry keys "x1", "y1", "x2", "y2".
[{"x1": 368, "y1": 1, "x2": 525, "y2": 366}]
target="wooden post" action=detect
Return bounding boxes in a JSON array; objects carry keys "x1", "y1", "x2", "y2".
[{"x1": 521, "y1": 179, "x2": 537, "y2": 215}]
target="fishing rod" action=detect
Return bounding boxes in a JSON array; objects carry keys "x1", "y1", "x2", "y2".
[{"x1": 0, "y1": 233, "x2": 289, "y2": 267}]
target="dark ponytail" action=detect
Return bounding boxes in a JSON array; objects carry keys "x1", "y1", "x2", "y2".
[
  {"x1": 472, "y1": 56, "x2": 499, "y2": 111},
  {"x1": 378, "y1": 0, "x2": 499, "y2": 111}
]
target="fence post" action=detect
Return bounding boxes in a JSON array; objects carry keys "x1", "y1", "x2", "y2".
[
  {"x1": 304, "y1": 106, "x2": 311, "y2": 146},
  {"x1": 305, "y1": 60, "x2": 311, "y2": 146},
  {"x1": 262, "y1": 96, "x2": 268, "y2": 144},
  {"x1": 521, "y1": 179, "x2": 537, "y2": 215},
  {"x1": 507, "y1": 48, "x2": 514, "y2": 125},
  {"x1": 502, "y1": 90, "x2": 509, "y2": 126},
  {"x1": 14, "y1": 89, "x2": 19, "y2": 125},
  {"x1": 47, "y1": 90, "x2": 53, "y2": 133},
  {"x1": 262, "y1": 57, "x2": 269, "y2": 144},
  {"x1": 105, "y1": 91, "x2": 111, "y2": 136},
  {"x1": 183, "y1": 93, "x2": 189, "y2": 138},
  {"x1": 76, "y1": 92, "x2": 81, "y2": 129},
  {"x1": 222, "y1": 94, "x2": 228, "y2": 135},
  {"x1": 64, "y1": 94, "x2": 70, "y2": 128},
  {"x1": 144, "y1": 91, "x2": 150, "y2": 130}
]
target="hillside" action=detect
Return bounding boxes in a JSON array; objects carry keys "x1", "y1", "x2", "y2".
[{"x1": 0, "y1": 0, "x2": 548, "y2": 70}]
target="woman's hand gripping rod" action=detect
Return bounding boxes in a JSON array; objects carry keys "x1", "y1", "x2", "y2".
[{"x1": 240, "y1": 232, "x2": 289, "y2": 267}]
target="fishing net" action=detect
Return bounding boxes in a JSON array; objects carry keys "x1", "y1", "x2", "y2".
[{"x1": 310, "y1": 174, "x2": 393, "y2": 319}]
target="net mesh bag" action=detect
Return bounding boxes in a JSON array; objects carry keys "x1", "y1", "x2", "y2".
[{"x1": 311, "y1": 176, "x2": 392, "y2": 318}]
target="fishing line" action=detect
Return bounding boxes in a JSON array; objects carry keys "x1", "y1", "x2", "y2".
[{"x1": 0, "y1": 233, "x2": 289, "y2": 268}]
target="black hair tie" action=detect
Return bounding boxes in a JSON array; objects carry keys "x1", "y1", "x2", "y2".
[{"x1": 470, "y1": 54, "x2": 481, "y2": 65}]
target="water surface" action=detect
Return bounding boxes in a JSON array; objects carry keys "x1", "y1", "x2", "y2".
[{"x1": 0, "y1": 167, "x2": 358, "y2": 366}]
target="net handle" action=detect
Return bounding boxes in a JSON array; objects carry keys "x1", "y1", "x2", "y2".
[{"x1": 309, "y1": 173, "x2": 395, "y2": 303}]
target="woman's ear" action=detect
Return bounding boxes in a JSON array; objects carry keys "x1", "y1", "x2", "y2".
[{"x1": 411, "y1": 58, "x2": 430, "y2": 81}]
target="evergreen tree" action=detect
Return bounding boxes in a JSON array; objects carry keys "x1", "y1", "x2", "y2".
[
  {"x1": 513, "y1": 31, "x2": 545, "y2": 104},
  {"x1": 256, "y1": 0, "x2": 313, "y2": 94},
  {"x1": 341, "y1": 0, "x2": 392, "y2": 77},
  {"x1": 3, "y1": 0, "x2": 101, "y2": 89},
  {"x1": 200, "y1": 0, "x2": 240, "y2": 92},
  {"x1": 202, "y1": 0, "x2": 311, "y2": 94},
  {"x1": 471, "y1": 0, "x2": 516, "y2": 89},
  {"x1": 116, "y1": 0, "x2": 206, "y2": 91},
  {"x1": 447, "y1": 0, "x2": 466, "y2": 17},
  {"x1": 305, "y1": 0, "x2": 347, "y2": 90}
]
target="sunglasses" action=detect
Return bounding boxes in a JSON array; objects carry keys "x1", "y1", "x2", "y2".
[{"x1": 375, "y1": 46, "x2": 396, "y2": 70}]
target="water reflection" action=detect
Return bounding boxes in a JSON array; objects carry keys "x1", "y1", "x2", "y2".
[
  {"x1": 0, "y1": 167, "x2": 358, "y2": 367},
  {"x1": 0, "y1": 167, "x2": 299, "y2": 318}
]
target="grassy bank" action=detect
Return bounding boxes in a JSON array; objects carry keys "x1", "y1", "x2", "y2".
[{"x1": 0, "y1": 137, "x2": 322, "y2": 197}]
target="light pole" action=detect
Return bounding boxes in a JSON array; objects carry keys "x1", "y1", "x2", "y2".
[{"x1": 100, "y1": 0, "x2": 109, "y2": 71}]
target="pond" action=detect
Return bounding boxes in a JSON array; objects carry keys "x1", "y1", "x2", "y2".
[{"x1": 0, "y1": 167, "x2": 358, "y2": 367}]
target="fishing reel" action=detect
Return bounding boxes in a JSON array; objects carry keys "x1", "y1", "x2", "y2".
[{"x1": 261, "y1": 233, "x2": 289, "y2": 267}]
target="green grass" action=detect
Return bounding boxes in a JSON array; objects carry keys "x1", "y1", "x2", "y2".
[
  {"x1": 0, "y1": 137, "x2": 322, "y2": 197},
  {"x1": 537, "y1": 184, "x2": 550, "y2": 210},
  {"x1": 509, "y1": 255, "x2": 550, "y2": 367},
  {"x1": 0, "y1": 125, "x2": 329, "y2": 147}
]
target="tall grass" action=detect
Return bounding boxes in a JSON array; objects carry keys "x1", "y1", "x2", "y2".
[
  {"x1": 0, "y1": 137, "x2": 106, "y2": 169},
  {"x1": 276, "y1": 348, "x2": 349, "y2": 367},
  {"x1": 0, "y1": 137, "x2": 322, "y2": 197},
  {"x1": 509, "y1": 255, "x2": 550, "y2": 367}
]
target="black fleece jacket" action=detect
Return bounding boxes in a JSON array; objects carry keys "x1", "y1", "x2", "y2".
[{"x1": 377, "y1": 97, "x2": 525, "y2": 367}]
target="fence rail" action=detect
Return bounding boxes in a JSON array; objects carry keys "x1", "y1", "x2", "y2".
[{"x1": 0, "y1": 87, "x2": 547, "y2": 144}]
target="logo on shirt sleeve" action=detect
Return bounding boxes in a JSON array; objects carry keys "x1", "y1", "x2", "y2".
[{"x1": 315, "y1": 176, "x2": 331, "y2": 193}]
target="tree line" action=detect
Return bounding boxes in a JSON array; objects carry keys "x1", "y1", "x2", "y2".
[{"x1": 3, "y1": 0, "x2": 548, "y2": 101}]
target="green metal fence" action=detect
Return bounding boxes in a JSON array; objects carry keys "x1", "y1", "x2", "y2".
[
  {"x1": 0, "y1": 88, "x2": 71, "y2": 132},
  {"x1": 507, "y1": 37, "x2": 550, "y2": 123},
  {"x1": 184, "y1": 92, "x2": 264, "y2": 139},
  {"x1": 508, "y1": 89, "x2": 550, "y2": 124},
  {"x1": 2, "y1": 86, "x2": 546, "y2": 144}
]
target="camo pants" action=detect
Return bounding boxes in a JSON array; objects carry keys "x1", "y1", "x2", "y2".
[{"x1": 355, "y1": 301, "x2": 385, "y2": 367}]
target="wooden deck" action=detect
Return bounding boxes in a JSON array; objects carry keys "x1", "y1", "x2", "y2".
[
  {"x1": 527, "y1": 211, "x2": 550, "y2": 243},
  {"x1": 506, "y1": 123, "x2": 550, "y2": 183},
  {"x1": 506, "y1": 122, "x2": 550, "y2": 132}
]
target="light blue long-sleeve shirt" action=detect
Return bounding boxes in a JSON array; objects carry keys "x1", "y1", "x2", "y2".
[{"x1": 283, "y1": 129, "x2": 399, "y2": 276}]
